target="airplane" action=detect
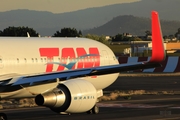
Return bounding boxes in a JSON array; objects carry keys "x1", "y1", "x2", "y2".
[{"x1": 0, "y1": 11, "x2": 165, "y2": 120}]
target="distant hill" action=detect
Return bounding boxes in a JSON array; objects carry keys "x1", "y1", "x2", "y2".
[
  {"x1": 83, "y1": 15, "x2": 180, "y2": 36},
  {"x1": 0, "y1": 0, "x2": 179, "y2": 36}
]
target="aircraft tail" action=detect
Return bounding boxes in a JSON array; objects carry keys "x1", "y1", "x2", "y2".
[{"x1": 149, "y1": 11, "x2": 166, "y2": 63}]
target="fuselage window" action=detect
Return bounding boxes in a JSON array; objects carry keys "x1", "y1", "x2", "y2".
[
  {"x1": 17, "y1": 58, "x2": 19, "y2": 63},
  {"x1": 35, "y1": 58, "x2": 38, "y2": 63},
  {"x1": 41, "y1": 58, "x2": 43, "y2": 62},
  {"x1": 32, "y1": 58, "x2": 34, "y2": 63},
  {"x1": 24, "y1": 58, "x2": 27, "y2": 63}
]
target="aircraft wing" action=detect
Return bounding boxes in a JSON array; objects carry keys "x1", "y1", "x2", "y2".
[
  {"x1": 10, "y1": 61, "x2": 160, "y2": 86},
  {"x1": 1, "y1": 11, "x2": 165, "y2": 86}
]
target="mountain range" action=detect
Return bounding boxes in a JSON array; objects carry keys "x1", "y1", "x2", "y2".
[
  {"x1": 84, "y1": 15, "x2": 180, "y2": 36},
  {"x1": 0, "y1": 0, "x2": 179, "y2": 36}
]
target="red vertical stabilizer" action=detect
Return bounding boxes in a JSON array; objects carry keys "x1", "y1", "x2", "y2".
[{"x1": 150, "y1": 11, "x2": 165, "y2": 63}]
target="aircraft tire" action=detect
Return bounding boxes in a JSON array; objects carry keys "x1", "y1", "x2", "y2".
[{"x1": 92, "y1": 105, "x2": 99, "y2": 114}]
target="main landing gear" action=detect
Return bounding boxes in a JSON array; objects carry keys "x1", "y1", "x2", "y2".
[
  {"x1": 0, "y1": 113, "x2": 7, "y2": 120},
  {"x1": 86, "y1": 105, "x2": 99, "y2": 114}
]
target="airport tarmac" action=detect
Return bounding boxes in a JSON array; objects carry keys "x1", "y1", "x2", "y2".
[
  {"x1": 1, "y1": 74, "x2": 180, "y2": 120},
  {"x1": 2, "y1": 95, "x2": 180, "y2": 120},
  {"x1": 105, "y1": 74, "x2": 180, "y2": 91}
]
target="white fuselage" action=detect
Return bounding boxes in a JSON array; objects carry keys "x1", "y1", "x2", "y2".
[{"x1": 0, "y1": 37, "x2": 119, "y2": 99}]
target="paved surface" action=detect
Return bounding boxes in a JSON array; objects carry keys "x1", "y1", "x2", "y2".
[
  {"x1": 2, "y1": 74, "x2": 180, "y2": 120},
  {"x1": 105, "y1": 74, "x2": 180, "y2": 91},
  {"x1": 2, "y1": 96, "x2": 180, "y2": 120}
]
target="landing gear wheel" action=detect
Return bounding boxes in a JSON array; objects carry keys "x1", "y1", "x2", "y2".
[
  {"x1": 86, "y1": 105, "x2": 99, "y2": 114},
  {"x1": 0, "y1": 113, "x2": 7, "y2": 120},
  {"x1": 92, "y1": 105, "x2": 99, "y2": 114}
]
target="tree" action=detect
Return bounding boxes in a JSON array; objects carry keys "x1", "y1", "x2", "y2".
[
  {"x1": 175, "y1": 28, "x2": 180, "y2": 38},
  {"x1": 0, "y1": 26, "x2": 39, "y2": 37},
  {"x1": 145, "y1": 30, "x2": 152, "y2": 37},
  {"x1": 111, "y1": 34, "x2": 123, "y2": 41},
  {"x1": 53, "y1": 28, "x2": 82, "y2": 37},
  {"x1": 84, "y1": 34, "x2": 109, "y2": 45},
  {"x1": 111, "y1": 33, "x2": 142, "y2": 42},
  {"x1": 163, "y1": 35, "x2": 168, "y2": 40}
]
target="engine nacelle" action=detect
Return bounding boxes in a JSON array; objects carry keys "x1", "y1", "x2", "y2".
[{"x1": 35, "y1": 79, "x2": 98, "y2": 113}]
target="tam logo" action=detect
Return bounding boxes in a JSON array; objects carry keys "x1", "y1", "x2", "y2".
[{"x1": 39, "y1": 48, "x2": 100, "y2": 72}]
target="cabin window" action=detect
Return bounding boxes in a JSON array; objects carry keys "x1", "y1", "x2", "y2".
[
  {"x1": 24, "y1": 58, "x2": 27, "y2": 63},
  {"x1": 41, "y1": 58, "x2": 43, "y2": 62},
  {"x1": 35, "y1": 58, "x2": 38, "y2": 63},
  {"x1": 17, "y1": 58, "x2": 19, "y2": 63},
  {"x1": 32, "y1": 58, "x2": 34, "y2": 63},
  {"x1": 44, "y1": 58, "x2": 46, "y2": 62}
]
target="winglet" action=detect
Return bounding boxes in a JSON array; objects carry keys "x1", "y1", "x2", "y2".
[{"x1": 149, "y1": 11, "x2": 166, "y2": 63}]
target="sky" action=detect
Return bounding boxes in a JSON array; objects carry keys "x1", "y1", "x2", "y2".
[{"x1": 0, "y1": 0, "x2": 140, "y2": 13}]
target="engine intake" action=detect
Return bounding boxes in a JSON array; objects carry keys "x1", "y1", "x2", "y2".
[
  {"x1": 35, "y1": 79, "x2": 97, "y2": 113},
  {"x1": 35, "y1": 89, "x2": 66, "y2": 108}
]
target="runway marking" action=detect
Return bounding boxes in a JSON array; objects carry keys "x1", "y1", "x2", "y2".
[{"x1": 97, "y1": 103, "x2": 169, "y2": 109}]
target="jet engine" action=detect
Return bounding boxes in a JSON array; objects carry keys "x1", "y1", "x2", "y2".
[{"x1": 35, "y1": 79, "x2": 98, "y2": 113}]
